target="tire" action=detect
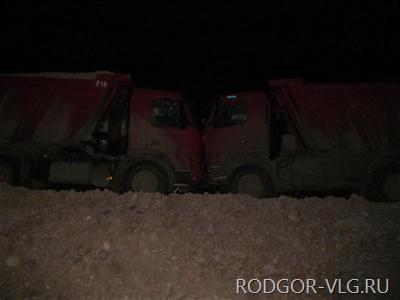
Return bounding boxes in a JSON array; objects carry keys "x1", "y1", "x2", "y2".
[
  {"x1": 0, "y1": 159, "x2": 14, "y2": 184},
  {"x1": 368, "y1": 167, "x2": 400, "y2": 202},
  {"x1": 125, "y1": 165, "x2": 169, "y2": 193},
  {"x1": 228, "y1": 167, "x2": 273, "y2": 199}
]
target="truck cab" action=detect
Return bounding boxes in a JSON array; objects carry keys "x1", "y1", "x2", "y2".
[
  {"x1": 120, "y1": 88, "x2": 202, "y2": 192},
  {"x1": 203, "y1": 92, "x2": 273, "y2": 197}
]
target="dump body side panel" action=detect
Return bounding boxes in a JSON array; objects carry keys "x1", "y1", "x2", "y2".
[
  {"x1": 0, "y1": 73, "x2": 130, "y2": 145},
  {"x1": 270, "y1": 79, "x2": 400, "y2": 151},
  {"x1": 270, "y1": 79, "x2": 400, "y2": 192},
  {"x1": 0, "y1": 73, "x2": 132, "y2": 186}
]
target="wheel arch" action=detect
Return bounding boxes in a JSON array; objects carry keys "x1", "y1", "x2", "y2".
[
  {"x1": 366, "y1": 154, "x2": 400, "y2": 183},
  {"x1": 114, "y1": 152, "x2": 175, "y2": 192},
  {"x1": 227, "y1": 164, "x2": 275, "y2": 198},
  {"x1": 0, "y1": 149, "x2": 26, "y2": 184},
  {"x1": 365, "y1": 154, "x2": 400, "y2": 202},
  {"x1": 224, "y1": 151, "x2": 275, "y2": 185}
]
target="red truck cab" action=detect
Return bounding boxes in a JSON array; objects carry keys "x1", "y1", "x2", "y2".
[
  {"x1": 122, "y1": 88, "x2": 203, "y2": 192},
  {"x1": 204, "y1": 79, "x2": 400, "y2": 201},
  {"x1": 0, "y1": 72, "x2": 202, "y2": 193}
]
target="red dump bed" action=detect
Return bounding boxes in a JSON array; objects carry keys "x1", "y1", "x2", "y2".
[
  {"x1": 0, "y1": 72, "x2": 131, "y2": 145},
  {"x1": 270, "y1": 79, "x2": 400, "y2": 150}
]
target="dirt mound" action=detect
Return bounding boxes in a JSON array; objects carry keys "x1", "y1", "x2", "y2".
[{"x1": 0, "y1": 184, "x2": 399, "y2": 299}]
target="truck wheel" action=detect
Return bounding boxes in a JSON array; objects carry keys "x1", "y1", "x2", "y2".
[
  {"x1": 229, "y1": 167, "x2": 273, "y2": 198},
  {"x1": 368, "y1": 167, "x2": 400, "y2": 202},
  {"x1": 0, "y1": 160, "x2": 14, "y2": 184},
  {"x1": 126, "y1": 165, "x2": 169, "y2": 193}
]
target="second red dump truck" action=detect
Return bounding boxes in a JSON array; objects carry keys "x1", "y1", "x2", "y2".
[
  {"x1": 204, "y1": 79, "x2": 400, "y2": 202},
  {"x1": 0, "y1": 72, "x2": 202, "y2": 192}
]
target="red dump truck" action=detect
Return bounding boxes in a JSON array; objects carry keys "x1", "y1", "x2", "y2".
[
  {"x1": 204, "y1": 78, "x2": 400, "y2": 201},
  {"x1": 0, "y1": 72, "x2": 202, "y2": 192}
]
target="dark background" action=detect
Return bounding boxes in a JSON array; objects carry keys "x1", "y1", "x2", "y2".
[{"x1": 1, "y1": 1, "x2": 400, "y2": 98}]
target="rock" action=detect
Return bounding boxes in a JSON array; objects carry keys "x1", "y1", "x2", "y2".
[
  {"x1": 6, "y1": 256, "x2": 20, "y2": 267},
  {"x1": 213, "y1": 254, "x2": 221, "y2": 262},
  {"x1": 196, "y1": 256, "x2": 207, "y2": 263},
  {"x1": 103, "y1": 241, "x2": 111, "y2": 251},
  {"x1": 262, "y1": 263, "x2": 277, "y2": 275}
]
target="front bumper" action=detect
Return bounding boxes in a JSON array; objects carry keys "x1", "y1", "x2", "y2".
[{"x1": 172, "y1": 170, "x2": 201, "y2": 192}]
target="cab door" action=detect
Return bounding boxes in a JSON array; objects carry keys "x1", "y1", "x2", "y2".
[{"x1": 203, "y1": 92, "x2": 268, "y2": 167}]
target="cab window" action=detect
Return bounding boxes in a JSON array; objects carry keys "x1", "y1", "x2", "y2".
[
  {"x1": 213, "y1": 102, "x2": 247, "y2": 127},
  {"x1": 151, "y1": 98, "x2": 188, "y2": 128}
]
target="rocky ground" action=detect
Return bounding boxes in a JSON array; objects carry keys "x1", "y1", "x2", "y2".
[{"x1": 0, "y1": 183, "x2": 399, "y2": 299}]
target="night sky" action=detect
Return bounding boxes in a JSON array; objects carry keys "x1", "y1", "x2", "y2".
[{"x1": 1, "y1": 1, "x2": 400, "y2": 96}]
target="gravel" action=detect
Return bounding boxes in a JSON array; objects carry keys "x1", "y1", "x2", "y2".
[{"x1": 0, "y1": 183, "x2": 399, "y2": 299}]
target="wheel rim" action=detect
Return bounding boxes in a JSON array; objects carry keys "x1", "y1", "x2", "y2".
[
  {"x1": 237, "y1": 174, "x2": 264, "y2": 197},
  {"x1": 383, "y1": 174, "x2": 400, "y2": 202},
  {"x1": 131, "y1": 170, "x2": 158, "y2": 192}
]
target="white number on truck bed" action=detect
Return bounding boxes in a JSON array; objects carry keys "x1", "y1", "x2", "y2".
[{"x1": 96, "y1": 80, "x2": 108, "y2": 88}]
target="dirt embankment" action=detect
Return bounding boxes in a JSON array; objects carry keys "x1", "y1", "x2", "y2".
[{"x1": 0, "y1": 184, "x2": 399, "y2": 299}]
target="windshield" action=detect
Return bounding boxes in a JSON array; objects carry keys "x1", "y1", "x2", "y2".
[{"x1": 151, "y1": 98, "x2": 188, "y2": 129}]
